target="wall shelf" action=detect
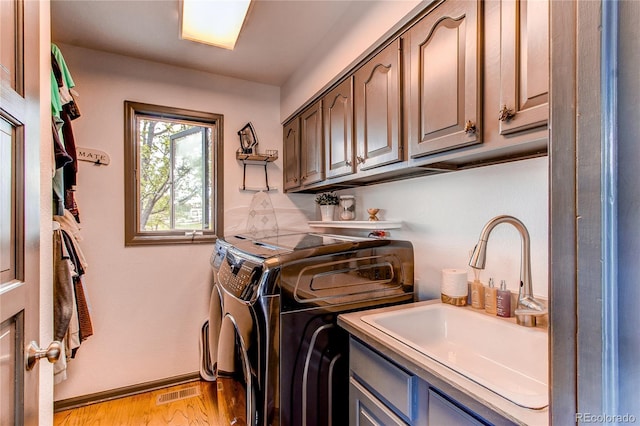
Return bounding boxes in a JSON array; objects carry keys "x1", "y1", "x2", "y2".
[
  {"x1": 308, "y1": 220, "x2": 402, "y2": 230},
  {"x1": 236, "y1": 151, "x2": 278, "y2": 163},
  {"x1": 236, "y1": 149, "x2": 278, "y2": 191}
]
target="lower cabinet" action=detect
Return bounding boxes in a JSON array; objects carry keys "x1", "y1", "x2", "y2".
[
  {"x1": 349, "y1": 338, "x2": 514, "y2": 426},
  {"x1": 350, "y1": 378, "x2": 407, "y2": 426},
  {"x1": 428, "y1": 389, "x2": 486, "y2": 426}
]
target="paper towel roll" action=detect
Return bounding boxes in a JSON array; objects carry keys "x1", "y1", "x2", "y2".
[{"x1": 441, "y1": 269, "x2": 468, "y2": 297}]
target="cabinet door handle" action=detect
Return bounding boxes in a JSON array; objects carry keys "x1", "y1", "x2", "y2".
[
  {"x1": 464, "y1": 120, "x2": 477, "y2": 135},
  {"x1": 356, "y1": 155, "x2": 365, "y2": 164},
  {"x1": 498, "y1": 105, "x2": 516, "y2": 122}
]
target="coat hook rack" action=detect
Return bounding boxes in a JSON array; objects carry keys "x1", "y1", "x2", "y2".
[{"x1": 76, "y1": 146, "x2": 110, "y2": 166}]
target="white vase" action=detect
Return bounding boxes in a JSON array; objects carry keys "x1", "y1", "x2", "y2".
[{"x1": 319, "y1": 205, "x2": 336, "y2": 221}]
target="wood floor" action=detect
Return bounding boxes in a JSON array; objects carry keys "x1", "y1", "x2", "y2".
[{"x1": 54, "y1": 379, "x2": 246, "y2": 425}]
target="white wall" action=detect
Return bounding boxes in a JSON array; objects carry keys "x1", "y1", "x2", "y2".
[
  {"x1": 53, "y1": 44, "x2": 312, "y2": 400},
  {"x1": 334, "y1": 158, "x2": 548, "y2": 300}
]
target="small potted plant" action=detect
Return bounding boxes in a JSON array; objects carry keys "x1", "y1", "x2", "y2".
[{"x1": 315, "y1": 192, "x2": 339, "y2": 221}]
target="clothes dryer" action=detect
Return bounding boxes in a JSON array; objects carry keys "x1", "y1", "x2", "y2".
[{"x1": 205, "y1": 231, "x2": 414, "y2": 425}]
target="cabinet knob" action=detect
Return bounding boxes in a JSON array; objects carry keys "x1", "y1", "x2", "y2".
[
  {"x1": 356, "y1": 155, "x2": 365, "y2": 164},
  {"x1": 498, "y1": 105, "x2": 516, "y2": 122},
  {"x1": 300, "y1": 176, "x2": 306, "y2": 181},
  {"x1": 464, "y1": 120, "x2": 477, "y2": 135},
  {"x1": 345, "y1": 160, "x2": 352, "y2": 167}
]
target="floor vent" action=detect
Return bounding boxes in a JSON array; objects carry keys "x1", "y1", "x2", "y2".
[{"x1": 156, "y1": 386, "x2": 201, "y2": 405}]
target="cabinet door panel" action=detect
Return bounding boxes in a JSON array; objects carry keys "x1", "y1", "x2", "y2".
[
  {"x1": 499, "y1": 0, "x2": 549, "y2": 135},
  {"x1": 428, "y1": 389, "x2": 487, "y2": 425},
  {"x1": 350, "y1": 378, "x2": 408, "y2": 426},
  {"x1": 300, "y1": 101, "x2": 324, "y2": 185},
  {"x1": 422, "y1": 24, "x2": 460, "y2": 135},
  {"x1": 408, "y1": 0, "x2": 480, "y2": 158},
  {"x1": 324, "y1": 78, "x2": 354, "y2": 179},
  {"x1": 283, "y1": 119, "x2": 300, "y2": 191},
  {"x1": 354, "y1": 38, "x2": 402, "y2": 171}
]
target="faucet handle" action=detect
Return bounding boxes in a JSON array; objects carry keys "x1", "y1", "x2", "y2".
[
  {"x1": 514, "y1": 309, "x2": 547, "y2": 327},
  {"x1": 515, "y1": 295, "x2": 547, "y2": 327},
  {"x1": 514, "y1": 308, "x2": 548, "y2": 317}
]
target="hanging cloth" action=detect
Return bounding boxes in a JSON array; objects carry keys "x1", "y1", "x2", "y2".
[{"x1": 245, "y1": 191, "x2": 279, "y2": 235}]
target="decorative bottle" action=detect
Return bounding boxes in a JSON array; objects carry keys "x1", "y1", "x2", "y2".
[
  {"x1": 484, "y1": 278, "x2": 497, "y2": 315},
  {"x1": 497, "y1": 280, "x2": 511, "y2": 318},
  {"x1": 471, "y1": 279, "x2": 485, "y2": 309}
]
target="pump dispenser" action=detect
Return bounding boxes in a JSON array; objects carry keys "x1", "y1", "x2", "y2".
[
  {"x1": 470, "y1": 268, "x2": 485, "y2": 309},
  {"x1": 484, "y1": 278, "x2": 497, "y2": 314},
  {"x1": 497, "y1": 280, "x2": 511, "y2": 317}
]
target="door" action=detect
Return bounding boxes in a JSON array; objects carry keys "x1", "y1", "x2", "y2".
[
  {"x1": 499, "y1": 0, "x2": 549, "y2": 135},
  {"x1": 354, "y1": 38, "x2": 403, "y2": 171},
  {"x1": 282, "y1": 118, "x2": 300, "y2": 191},
  {"x1": 324, "y1": 77, "x2": 354, "y2": 179},
  {"x1": 407, "y1": 0, "x2": 481, "y2": 158},
  {"x1": 1, "y1": 0, "x2": 46, "y2": 424},
  {"x1": 299, "y1": 100, "x2": 324, "y2": 186}
]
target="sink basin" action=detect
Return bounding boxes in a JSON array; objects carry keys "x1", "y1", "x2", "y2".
[{"x1": 361, "y1": 302, "x2": 548, "y2": 409}]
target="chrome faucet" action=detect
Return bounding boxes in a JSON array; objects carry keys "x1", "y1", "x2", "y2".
[{"x1": 469, "y1": 215, "x2": 547, "y2": 327}]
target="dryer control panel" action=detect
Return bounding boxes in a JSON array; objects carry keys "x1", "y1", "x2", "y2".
[{"x1": 217, "y1": 250, "x2": 263, "y2": 302}]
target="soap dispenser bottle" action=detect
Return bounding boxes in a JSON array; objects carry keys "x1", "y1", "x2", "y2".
[
  {"x1": 470, "y1": 269, "x2": 485, "y2": 309},
  {"x1": 497, "y1": 280, "x2": 511, "y2": 318},
  {"x1": 484, "y1": 278, "x2": 497, "y2": 314}
]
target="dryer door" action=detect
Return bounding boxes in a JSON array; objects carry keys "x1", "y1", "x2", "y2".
[
  {"x1": 280, "y1": 309, "x2": 349, "y2": 426},
  {"x1": 207, "y1": 283, "x2": 223, "y2": 376},
  {"x1": 217, "y1": 299, "x2": 258, "y2": 425}
]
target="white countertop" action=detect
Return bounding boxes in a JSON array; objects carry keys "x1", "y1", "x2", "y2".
[{"x1": 338, "y1": 299, "x2": 550, "y2": 426}]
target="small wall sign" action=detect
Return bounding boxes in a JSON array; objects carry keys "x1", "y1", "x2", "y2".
[{"x1": 76, "y1": 147, "x2": 110, "y2": 166}]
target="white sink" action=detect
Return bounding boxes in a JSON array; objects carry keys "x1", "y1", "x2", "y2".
[{"x1": 361, "y1": 302, "x2": 548, "y2": 409}]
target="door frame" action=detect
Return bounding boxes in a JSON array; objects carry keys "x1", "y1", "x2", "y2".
[{"x1": 549, "y1": 0, "x2": 635, "y2": 422}]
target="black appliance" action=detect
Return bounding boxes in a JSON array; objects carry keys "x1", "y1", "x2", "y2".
[{"x1": 203, "y1": 230, "x2": 414, "y2": 425}]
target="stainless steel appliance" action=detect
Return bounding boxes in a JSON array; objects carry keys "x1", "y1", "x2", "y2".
[{"x1": 204, "y1": 230, "x2": 414, "y2": 425}]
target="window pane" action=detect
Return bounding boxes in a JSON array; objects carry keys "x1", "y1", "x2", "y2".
[
  {"x1": 172, "y1": 127, "x2": 211, "y2": 230},
  {"x1": 0, "y1": 119, "x2": 16, "y2": 285},
  {"x1": 125, "y1": 101, "x2": 223, "y2": 245},
  {"x1": 0, "y1": 0, "x2": 18, "y2": 92},
  {"x1": 137, "y1": 119, "x2": 214, "y2": 232}
]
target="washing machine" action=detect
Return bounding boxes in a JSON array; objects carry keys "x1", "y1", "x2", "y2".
[{"x1": 203, "y1": 230, "x2": 414, "y2": 425}]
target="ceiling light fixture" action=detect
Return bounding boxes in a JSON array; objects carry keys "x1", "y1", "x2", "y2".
[{"x1": 180, "y1": 0, "x2": 251, "y2": 50}]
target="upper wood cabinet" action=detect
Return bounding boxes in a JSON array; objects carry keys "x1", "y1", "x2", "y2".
[
  {"x1": 407, "y1": 0, "x2": 481, "y2": 159},
  {"x1": 283, "y1": 100, "x2": 325, "y2": 191},
  {"x1": 324, "y1": 77, "x2": 354, "y2": 179},
  {"x1": 300, "y1": 100, "x2": 324, "y2": 186},
  {"x1": 354, "y1": 38, "x2": 403, "y2": 171},
  {"x1": 283, "y1": 100, "x2": 324, "y2": 191},
  {"x1": 498, "y1": 0, "x2": 549, "y2": 135},
  {"x1": 283, "y1": 118, "x2": 301, "y2": 191},
  {"x1": 282, "y1": 0, "x2": 550, "y2": 192}
]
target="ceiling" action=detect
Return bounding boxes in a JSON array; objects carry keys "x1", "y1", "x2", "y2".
[{"x1": 51, "y1": 0, "x2": 375, "y2": 87}]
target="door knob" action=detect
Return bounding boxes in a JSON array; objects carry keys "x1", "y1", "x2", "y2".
[{"x1": 26, "y1": 341, "x2": 62, "y2": 371}]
